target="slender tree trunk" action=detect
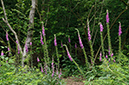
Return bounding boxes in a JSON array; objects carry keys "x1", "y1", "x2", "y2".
[{"x1": 22, "y1": 0, "x2": 37, "y2": 67}]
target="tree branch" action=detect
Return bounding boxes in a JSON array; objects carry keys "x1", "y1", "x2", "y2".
[{"x1": 1, "y1": 0, "x2": 22, "y2": 54}]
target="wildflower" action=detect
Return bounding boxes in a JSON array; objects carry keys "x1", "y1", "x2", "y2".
[
  {"x1": 105, "y1": 55, "x2": 108, "y2": 59},
  {"x1": 58, "y1": 69, "x2": 62, "y2": 79},
  {"x1": 18, "y1": 46, "x2": 20, "y2": 54},
  {"x1": 54, "y1": 35, "x2": 57, "y2": 46},
  {"x1": 6, "y1": 31, "x2": 9, "y2": 41},
  {"x1": 16, "y1": 40, "x2": 18, "y2": 44},
  {"x1": 106, "y1": 10, "x2": 109, "y2": 23},
  {"x1": 44, "y1": 63, "x2": 47, "y2": 74},
  {"x1": 119, "y1": 22, "x2": 122, "y2": 36},
  {"x1": 25, "y1": 43, "x2": 28, "y2": 53},
  {"x1": 30, "y1": 42, "x2": 32, "y2": 45},
  {"x1": 37, "y1": 57, "x2": 40, "y2": 62},
  {"x1": 61, "y1": 42, "x2": 63, "y2": 48},
  {"x1": 42, "y1": 25, "x2": 45, "y2": 36},
  {"x1": 66, "y1": 48, "x2": 72, "y2": 61},
  {"x1": 1, "y1": 51, "x2": 4, "y2": 56},
  {"x1": 8, "y1": 47, "x2": 10, "y2": 51},
  {"x1": 41, "y1": 66, "x2": 43, "y2": 73},
  {"x1": 87, "y1": 20, "x2": 91, "y2": 41},
  {"x1": 51, "y1": 58, "x2": 54, "y2": 77},
  {"x1": 40, "y1": 34, "x2": 44, "y2": 45},
  {"x1": 100, "y1": 23, "x2": 104, "y2": 32},
  {"x1": 99, "y1": 52, "x2": 102, "y2": 61},
  {"x1": 111, "y1": 53, "x2": 113, "y2": 57},
  {"x1": 68, "y1": 37, "x2": 71, "y2": 43}
]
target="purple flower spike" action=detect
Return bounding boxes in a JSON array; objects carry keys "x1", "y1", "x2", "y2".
[
  {"x1": 6, "y1": 31, "x2": 9, "y2": 41},
  {"x1": 106, "y1": 10, "x2": 109, "y2": 23},
  {"x1": 51, "y1": 58, "x2": 54, "y2": 77},
  {"x1": 16, "y1": 40, "x2": 18, "y2": 44},
  {"x1": 37, "y1": 57, "x2": 40, "y2": 62},
  {"x1": 30, "y1": 42, "x2": 32, "y2": 45},
  {"x1": 54, "y1": 35, "x2": 57, "y2": 46},
  {"x1": 58, "y1": 69, "x2": 62, "y2": 79},
  {"x1": 25, "y1": 43, "x2": 28, "y2": 53},
  {"x1": 66, "y1": 49, "x2": 72, "y2": 61},
  {"x1": 42, "y1": 25, "x2": 45, "y2": 36},
  {"x1": 18, "y1": 46, "x2": 20, "y2": 54},
  {"x1": 0, "y1": 65, "x2": 1, "y2": 66},
  {"x1": 100, "y1": 23, "x2": 104, "y2": 32},
  {"x1": 87, "y1": 20, "x2": 91, "y2": 41},
  {"x1": 1, "y1": 51, "x2": 4, "y2": 56},
  {"x1": 8, "y1": 47, "x2": 10, "y2": 51},
  {"x1": 99, "y1": 52, "x2": 102, "y2": 61},
  {"x1": 40, "y1": 34, "x2": 44, "y2": 45},
  {"x1": 68, "y1": 37, "x2": 71, "y2": 43},
  {"x1": 111, "y1": 53, "x2": 113, "y2": 57},
  {"x1": 41, "y1": 66, "x2": 43, "y2": 73},
  {"x1": 61, "y1": 42, "x2": 63, "y2": 48},
  {"x1": 105, "y1": 55, "x2": 108, "y2": 59},
  {"x1": 75, "y1": 43, "x2": 77, "y2": 48},
  {"x1": 119, "y1": 22, "x2": 122, "y2": 36}
]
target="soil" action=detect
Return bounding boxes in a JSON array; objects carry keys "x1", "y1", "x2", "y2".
[{"x1": 63, "y1": 77, "x2": 84, "y2": 85}]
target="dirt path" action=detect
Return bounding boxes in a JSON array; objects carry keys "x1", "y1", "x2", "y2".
[{"x1": 63, "y1": 77, "x2": 84, "y2": 85}]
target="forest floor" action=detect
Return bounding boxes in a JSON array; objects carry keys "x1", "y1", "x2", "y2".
[{"x1": 63, "y1": 77, "x2": 84, "y2": 85}]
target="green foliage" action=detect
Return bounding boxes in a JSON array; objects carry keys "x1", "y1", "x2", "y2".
[
  {"x1": 83, "y1": 58, "x2": 129, "y2": 85},
  {"x1": 0, "y1": 60, "x2": 66, "y2": 85}
]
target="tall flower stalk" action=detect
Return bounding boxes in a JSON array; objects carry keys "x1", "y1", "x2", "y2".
[
  {"x1": 63, "y1": 44, "x2": 84, "y2": 75},
  {"x1": 118, "y1": 22, "x2": 122, "y2": 56},
  {"x1": 42, "y1": 23, "x2": 49, "y2": 66},
  {"x1": 68, "y1": 36, "x2": 71, "y2": 53},
  {"x1": 106, "y1": 10, "x2": 112, "y2": 57},
  {"x1": 54, "y1": 34, "x2": 59, "y2": 69},
  {"x1": 99, "y1": 22, "x2": 105, "y2": 58},
  {"x1": 6, "y1": 31, "x2": 12, "y2": 56},
  {"x1": 51, "y1": 57, "x2": 54, "y2": 77},
  {"x1": 30, "y1": 42, "x2": 33, "y2": 68},
  {"x1": 87, "y1": 19, "x2": 94, "y2": 65},
  {"x1": 75, "y1": 28, "x2": 89, "y2": 68}
]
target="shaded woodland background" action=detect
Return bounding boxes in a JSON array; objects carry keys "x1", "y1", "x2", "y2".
[{"x1": 0, "y1": 0, "x2": 129, "y2": 66}]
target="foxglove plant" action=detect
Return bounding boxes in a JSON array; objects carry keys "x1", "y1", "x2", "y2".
[
  {"x1": 30, "y1": 42, "x2": 33, "y2": 68},
  {"x1": 42, "y1": 24, "x2": 49, "y2": 66},
  {"x1": 63, "y1": 44, "x2": 84, "y2": 75},
  {"x1": 118, "y1": 22, "x2": 122, "y2": 56},
  {"x1": 106, "y1": 10, "x2": 112, "y2": 57},
  {"x1": 51, "y1": 58, "x2": 54, "y2": 77},
  {"x1": 41, "y1": 65, "x2": 43, "y2": 73},
  {"x1": 99, "y1": 52, "x2": 102, "y2": 61},
  {"x1": 1, "y1": 50, "x2": 4, "y2": 56},
  {"x1": 54, "y1": 34, "x2": 59, "y2": 69},
  {"x1": 58, "y1": 69, "x2": 62, "y2": 79},
  {"x1": 75, "y1": 28, "x2": 89, "y2": 68},
  {"x1": 40, "y1": 33, "x2": 44, "y2": 45},
  {"x1": 6, "y1": 31, "x2": 12, "y2": 56},
  {"x1": 106, "y1": 55, "x2": 108, "y2": 59},
  {"x1": 99, "y1": 22, "x2": 105, "y2": 58},
  {"x1": 68, "y1": 36, "x2": 71, "y2": 52},
  {"x1": 37, "y1": 57, "x2": 40, "y2": 62},
  {"x1": 87, "y1": 19, "x2": 94, "y2": 65},
  {"x1": 25, "y1": 43, "x2": 28, "y2": 53}
]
